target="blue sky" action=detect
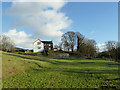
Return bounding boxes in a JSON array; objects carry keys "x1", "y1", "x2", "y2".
[
  {"x1": 2, "y1": 2, "x2": 118, "y2": 49},
  {"x1": 61, "y1": 2, "x2": 118, "y2": 43}
]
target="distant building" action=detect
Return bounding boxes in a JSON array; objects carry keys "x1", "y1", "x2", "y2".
[
  {"x1": 25, "y1": 49, "x2": 32, "y2": 53},
  {"x1": 33, "y1": 39, "x2": 53, "y2": 52},
  {"x1": 53, "y1": 48, "x2": 58, "y2": 51}
]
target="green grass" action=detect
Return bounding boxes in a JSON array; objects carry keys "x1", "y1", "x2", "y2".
[{"x1": 2, "y1": 52, "x2": 120, "y2": 88}]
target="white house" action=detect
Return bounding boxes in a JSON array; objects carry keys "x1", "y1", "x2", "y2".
[
  {"x1": 33, "y1": 39, "x2": 53, "y2": 52},
  {"x1": 33, "y1": 39, "x2": 44, "y2": 52}
]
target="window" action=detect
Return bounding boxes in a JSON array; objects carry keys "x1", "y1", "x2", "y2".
[
  {"x1": 37, "y1": 42, "x2": 41, "y2": 45},
  {"x1": 38, "y1": 47, "x2": 41, "y2": 49}
]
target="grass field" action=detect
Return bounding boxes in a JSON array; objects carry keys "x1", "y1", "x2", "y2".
[{"x1": 2, "y1": 52, "x2": 120, "y2": 88}]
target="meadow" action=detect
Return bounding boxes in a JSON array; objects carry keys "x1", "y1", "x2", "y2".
[{"x1": 2, "y1": 52, "x2": 120, "y2": 88}]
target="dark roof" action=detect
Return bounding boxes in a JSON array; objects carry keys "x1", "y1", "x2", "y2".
[{"x1": 41, "y1": 41, "x2": 53, "y2": 44}]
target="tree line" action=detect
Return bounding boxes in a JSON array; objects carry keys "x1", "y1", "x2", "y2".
[
  {"x1": 55, "y1": 31, "x2": 120, "y2": 61},
  {"x1": 55, "y1": 31, "x2": 97, "y2": 58},
  {"x1": 98, "y1": 41, "x2": 120, "y2": 62},
  {"x1": 1, "y1": 32, "x2": 120, "y2": 62}
]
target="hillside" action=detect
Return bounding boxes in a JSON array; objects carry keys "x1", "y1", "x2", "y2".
[{"x1": 2, "y1": 52, "x2": 120, "y2": 88}]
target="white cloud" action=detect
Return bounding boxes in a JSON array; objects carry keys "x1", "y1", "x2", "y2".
[
  {"x1": 96, "y1": 43, "x2": 106, "y2": 52},
  {"x1": 4, "y1": 29, "x2": 35, "y2": 49},
  {"x1": 6, "y1": 1, "x2": 72, "y2": 43}
]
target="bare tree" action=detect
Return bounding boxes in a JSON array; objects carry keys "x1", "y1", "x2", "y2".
[
  {"x1": 54, "y1": 42, "x2": 63, "y2": 51},
  {"x1": 61, "y1": 31, "x2": 97, "y2": 57},
  {"x1": 106, "y1": 41, "x2": 117, "y2": 50},
  {"x1": 76, "y1": 32, "x2": 97, "y2": 57},
  {"x1": 61, "y1": 32, "x2": 76, "y2": 52},
  {"x1": 0, "y1": 34, "x2": 15, "y2": 52},
  {"x1": 105, "y1": 41, "x2": 117, "y2": 60},
  {"x1": 85, "y1": 39, "x2": 97, "y2": 57},
  {"x1": 54, "y1": 44, "x2": 59, "y2": 48}
]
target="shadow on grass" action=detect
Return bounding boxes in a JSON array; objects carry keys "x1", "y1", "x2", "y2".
[
  {"x1": 63, "y1": 69, "x2": 119, "y2": 75},
  {"x1": 3, "y1": 53, "x2": 57, "y2": 64},
  {"x1": 108, "y1": 63, "x2": 120, "y2": 66},
  {"x1": 4, "y1": 52, "x2": 119, "y2": 75},
  {"x1": 100, "y1": 86, "x2": 119, "y2": 89},
  {"x1": 30, "y1": 65, "x2": 119, "y2": 76},
  {"x1": 4, "y1": 52, "x2": 119, "y2": 68},
  {"x1": 52, "y1": 57, "x2": 83, "y2": 60}
]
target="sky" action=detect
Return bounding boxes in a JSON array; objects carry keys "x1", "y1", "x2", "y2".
[{"x1": 1, "y1": 0, "x2": 118, "y2": 51}]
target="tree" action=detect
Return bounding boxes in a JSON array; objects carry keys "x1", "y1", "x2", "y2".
[
  {"x1": 105, "y1": 41, "x2": 118, "y2": 61},
  {"x1": 61, "y1": 31, "x2": 76, "y2": 52},
  {"x1": 54, "y1": 42, "x2": 63, "y2": 51},
  {"x1": 106, "y1": 41, "x2": 116, "y2": 50},
  {"x1": 85, "y1": 39, "x2": 97, "y2": 57},
  {"x1": 54, "y1": 44, "x2": 59, "y2": 48},
  {"x1": 0, "y1": 34, "x2": 15, "y2": 52},
  {"x1": 97, "y1": 41, "x2": 120, "y2": 62},
  {"x1": 76, "y1": 32, "x2": 84, "y2": 51},
  {"x1": 61, "y1": 31, "x2": 97, "y2": 58},
  {"x1": 76, "y1": 33, "x2": 97, "y2": 57}
]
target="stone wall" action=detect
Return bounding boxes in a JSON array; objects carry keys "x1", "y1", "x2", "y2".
[
  {"x1": 19, "y1": 52, "x2": 69, "y2": 57},
  {"x1": 23, "y1": 53, "x2": 43, "y2": 56}
]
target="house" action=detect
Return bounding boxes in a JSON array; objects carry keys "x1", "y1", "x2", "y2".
[
  {"x1": 25, "y1": 49, "x2": 33, "y2": 53},
  {"x1": 33, "y1": 39, "x2": 53, "y2": 52},
  {"x1": 53, "y1": 48, "x2": 58, "y2": 51}
]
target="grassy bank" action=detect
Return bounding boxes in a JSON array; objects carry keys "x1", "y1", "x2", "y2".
[{"x1": 2, "y1": 52, "x2": 120, "y2": 88}]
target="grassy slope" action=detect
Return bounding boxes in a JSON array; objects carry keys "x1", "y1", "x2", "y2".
[{"x1": 2, "y1": 52, "x2": 120, "y2": 88}]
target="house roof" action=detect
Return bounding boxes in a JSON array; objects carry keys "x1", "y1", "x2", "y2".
[
  {"x1": 41, "y1": 41, "x2": 53, "y2": 44},
  {"x1": 33, "y1": 39, "x2": 41, "y2": 44}
]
